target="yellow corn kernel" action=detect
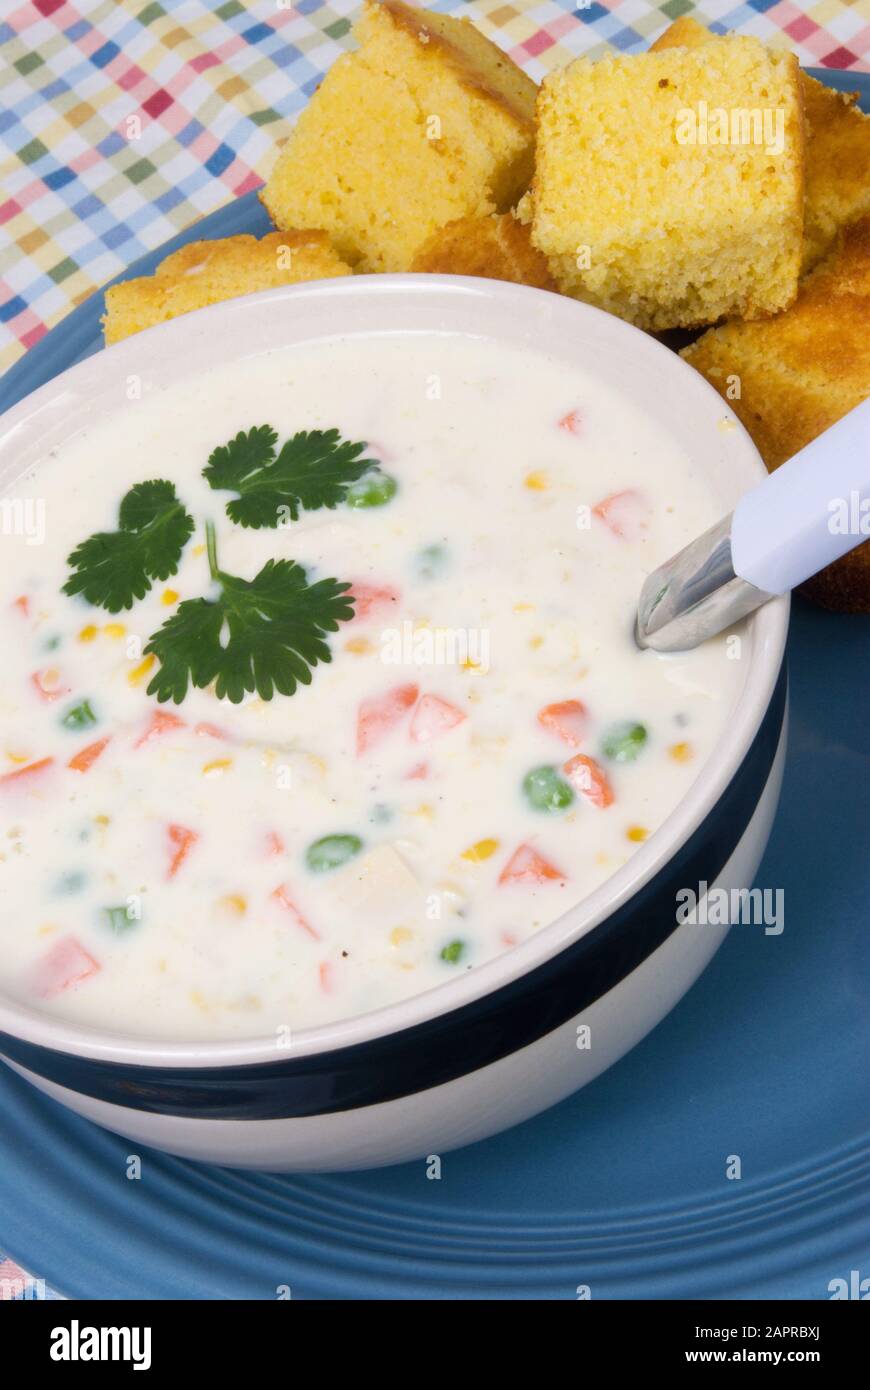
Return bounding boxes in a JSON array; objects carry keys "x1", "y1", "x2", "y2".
[
  {"x1": 77, "y1": 624, "x2": 98, "y2": 643},
  {"x1": 94, "y1": 815, "x2": 110, "y2": 826},
  {"x1": 524, "y1": 470, "x2": 549, "y2": 490},
  {"x1": 38, "y1": 922, "x2": 58, "y2": 937},
  {"x1": 103, "y1": 623, "x2": 126, "y2": 639},
  {"x1": 529, "y1": 635, "x2": 544, "y2": 650},
  {"x1": 409, "y1": 803, "x2": 435, "y2": 822},
  {"x1": 626, "y1": 825, "x2": 649, "y2": 843},
  {"x1": 669, "y1": 741, "x2": 694, "y2": 763},
  {"x1": 202, "y1": 757, "x2": 233, "y2": 777},
  {"x1": 128, "y1": 654, "x2": 155, "y2": 686},
  {"x1": 219, "y1": 894, "x2": 247, "y2": 917},
  {"x1": 461, "y1": 837, "x2": 499, "y2": 863},
  {"x1": 345, "y1": 637, "x2": 372, "y2": 654},
  {"x1": 513, "y1": 602, "x2": 535, "y2": 613},
  {"x1": 390, "y1": 926, "x2": 413, "y2": 946},
  {"x1": 161, "y1": 589, "x2": 179, "y2": 606},
  {"x1": 192, "y1": 544, "x2": 206, "y2": 557},
  {"x1": 6, "y1": 749, "x2": 31, "y2": 765}
]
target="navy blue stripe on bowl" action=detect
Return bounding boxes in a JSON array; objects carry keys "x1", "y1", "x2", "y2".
[{"x1": 0, "y1": 661, "x2": 788, "y2": 1121}]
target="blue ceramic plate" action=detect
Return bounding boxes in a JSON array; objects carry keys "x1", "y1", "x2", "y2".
[{"x1": 1, "y1": 71, "x2": 868, "y2": 1300}]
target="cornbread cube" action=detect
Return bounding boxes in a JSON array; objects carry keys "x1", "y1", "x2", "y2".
[
  {"x1": 682, "y1": 217, "x2": 870, "y2": 612},
  {"x1": 102, "y1": 231, "x2": 351, "y2": 345},
  {"x1": 411, "y1": 212, "x2": 555, "y2": 289},
  {"x1": 261, "y1": 0, "x2": 537, "y2": 273},
  {"x1": 527, "y1": 38, "x2": 804, "y2": 330},
  {"x1": 652, "y1": 17, "x2": 870, "y2": 272}
]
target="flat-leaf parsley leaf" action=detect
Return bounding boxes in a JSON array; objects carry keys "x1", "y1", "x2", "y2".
[
  {"x1": 203, "y1": 425, "x2": 377, "y2": 528},
  {"x1": 63, "y1": 480, "x2": 194, "y2": 613},
  {"x1": 144, "y1": 521, "x2": 354, "y2": 704}
]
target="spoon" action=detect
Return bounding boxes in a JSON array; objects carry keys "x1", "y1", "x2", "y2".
[{"x1": 636, "y1": 397, "x2": 870, "y2": 651}]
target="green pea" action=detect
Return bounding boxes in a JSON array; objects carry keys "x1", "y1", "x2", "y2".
[
  {"x1": 369, "y1": 804, "x2": 393, "y2": 824},
  {"x1": 601, "y1": 721, "x2": 648, "y2": 763},
  {"x1": 414, "y1": 543, "x2": 449, "y2": 580},
  {"x1": 61, "y1": 699, "x2": 97, "y2": 732},
  {"x1": 522, "y1": 765, "x2": 575, "y2": 813},
  {"x1": 346, "y1": 471, "x2": 398, "y2": 509},
  {"x1": 43, "y1": 634, "x2": 62, "y2": 653},
  {"x1": 102, "y1": 904, "x2": 138, "y2": 934},
  {"x1": 441, "y1": 940, "x2": 466, "y2": 964},
  {"x1": 306, "y1": 833, "x2": 364, "y2": 873}
]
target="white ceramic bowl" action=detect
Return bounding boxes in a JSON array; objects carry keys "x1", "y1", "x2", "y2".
[{"x1": 0, "y1": 276, "x2": 789, "y2": 1170}]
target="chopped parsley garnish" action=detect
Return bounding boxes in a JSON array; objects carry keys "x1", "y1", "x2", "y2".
[
  {"x1": 61, "y1": 421, "x2": 379, "y2": 704},
  {"x1": 203, "y1": 425, "x2": 376, "y2": 528},
  {"x1": 63, "y1": 481, "x2": 194, "y2": 612},
  {"x1": 144, "y1": 522, "x2": 353, "y2": 705}
]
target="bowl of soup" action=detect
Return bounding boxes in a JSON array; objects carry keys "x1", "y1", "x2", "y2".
[{"x1": 0, "y1": 276, "x2": 788, "y2": 1170}]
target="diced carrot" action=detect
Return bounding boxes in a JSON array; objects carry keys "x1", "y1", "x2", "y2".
[
  {"x1": 166, "y1": 823, "x2": 199, "y2": 879},
  {"x1": 264, "y1": 830, "x2": 285, "y2": 857},
  {"x1": 538, "y1": 699, "x2": 587, "y2": 748},
  {"x1": 68, "y1": 736, "x2": 111, "y2": 774},
  {"x1": 498, "y1": 842, "x2": 566, "y2": 886},
  {"x1": 13, "y1": 595, "x2": 29, "y2": 618},
  {"x1": 558, "y1": 410, "x2": 582, "y2": 436},
  {"x1": 272, "y1": 884, "x2": 320, "y2": 940},
  {"x1": 33, "y1": 935, "x2": 100, "y2": 998},
  {"x1": 357, "y1": 682, "x2": 418, "y2": 755},
  {"x1": 592, "y1": 489, "x2": 650, "y2": 541},
  {"x1": 319, "y1": 961, "x2": 334, "y2": 993},
  {"x1": 0, "y1": 757, "x2": 54, "y2": 787},
  {"x1": 409, "y1": 693, "x2": 466, "y2": 744},
  {"x1": 135, "y1": 709, "x2": 186, "y2": 748},
  {"x1": 346, "y1": 581, "x2": 400, "y2": 625},
  {"x1": 194, "y1": 721, "x2": 229, "y2": 741},
  {"x1": 30, "y1": 669, "x2": 69, "y2": 702},
  {"x1": 563, "y1": 754, "x2": 615, "y2": 809},
  {"x1": 405, "y1": 761, "x2": 429, "y2": 780},
  {"x1": 501, "y1": 930, "x2": 518, "y2": 947}
]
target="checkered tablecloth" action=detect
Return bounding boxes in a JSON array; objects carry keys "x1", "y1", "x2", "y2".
[
  {"x1": 2, "y1": 0, "x2": 870, "y2": 376},
  {"x1": 1, "y1": 0, "x2": 869, "y2": 1304}
]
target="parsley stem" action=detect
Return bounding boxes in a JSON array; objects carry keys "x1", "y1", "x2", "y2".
[{"x1": 205, "y1": 519, "x2": 220, "y2": 582}]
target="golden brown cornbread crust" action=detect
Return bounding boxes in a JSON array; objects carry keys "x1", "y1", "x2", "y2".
[
  {"x1": 649, "y1": 15, "x2": 709, "y2": 51},
  {"x1": 682, "y1": 218, "x2": 870, "y2": 612},
  {"x1": 801, "y1": 73, "x2": 870, "y2": 269},
  {"x1": 411, "y1": 212, "x2": 555, "y2": 288},
  {"x1": 378, "y1": 0, "x2": 536, "y2": 128},
  {"x1": 102, "y1": 231, "x2": 351, "y2": 345}
]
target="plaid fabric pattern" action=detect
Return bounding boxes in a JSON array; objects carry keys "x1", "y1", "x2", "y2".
[
  {"x1": 1, "y1": 0, "x2": 869, "y2": 372},
  {"x1": 0, "y1": 0, "x2": 868, "y2": 1300}
]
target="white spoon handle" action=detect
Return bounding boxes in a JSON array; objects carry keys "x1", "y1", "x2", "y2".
[{"x1": 731, "y1": 396, "x2": 870, "y2": 594}]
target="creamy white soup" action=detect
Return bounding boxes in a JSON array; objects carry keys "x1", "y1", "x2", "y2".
[{"x1": 0, "y1": 334, "x2": 743, "y2": 1040}]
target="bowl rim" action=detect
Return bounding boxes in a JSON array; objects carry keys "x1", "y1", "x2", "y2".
[{"x1": 0, "y1": 273, "x2": 790, "y2": 1068}]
